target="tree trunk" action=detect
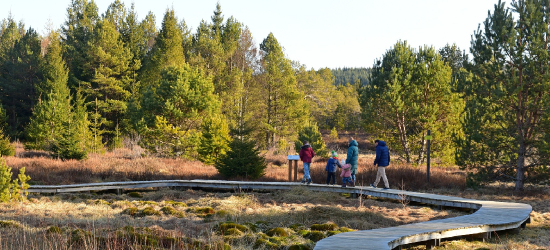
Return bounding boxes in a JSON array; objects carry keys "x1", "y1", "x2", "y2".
[
  {"x1": 396, "y1": 112, "x2": 411, "y2": 163},
  {"x1": 515, "y1": 142, "x2": 526, "y2": 191}
]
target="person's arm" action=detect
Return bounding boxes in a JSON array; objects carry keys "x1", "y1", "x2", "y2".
[
  {"x1": 299, "y1": 149, "x2": 303, "y2": 161},
  {"x1": 311, "y1": 148, "x2": 315, "y2": 158},
  {"x1": 346, "y1": 148, "x2": 351, "y2": 164},
  {"x1": 336, "y1": 159, "x2": 342, "y2": 168},
  {"x1": 374, "y1": 147, "x2": 380, "y2": 166},
  {"x1": 387, "y1": 149, "x2": 391, "y2": 164},
  {"x1": 325, "y1": 160, "x2": 330, "y2": 171}
]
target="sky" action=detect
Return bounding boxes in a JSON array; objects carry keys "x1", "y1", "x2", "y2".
[{"x1": 1, "y1": 0, "x2": 500, "y2": 70}]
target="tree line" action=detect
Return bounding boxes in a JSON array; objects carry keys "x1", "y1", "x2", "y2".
[
  {"x1": 0, "y1": 1, "x2": 360, "y2": 160},
  {"x1": 1, "y1": 0, "x2": 549, "y2": 191},
  {"x1": 361, "y1": 0, "x2": 550, "y2": 191}
]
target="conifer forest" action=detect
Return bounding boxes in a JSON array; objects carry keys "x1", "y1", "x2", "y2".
[{"x1": 1, "y1": 0, "x2": 550, "y2": 192}]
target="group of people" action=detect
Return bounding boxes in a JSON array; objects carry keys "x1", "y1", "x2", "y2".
[{"x1": 298, "y1": 138, "x2": 390, "y2": 189}]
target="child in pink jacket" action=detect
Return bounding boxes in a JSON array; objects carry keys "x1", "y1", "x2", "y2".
[{"x1": 340, "y1": 164, "x2": 355, "y2": 187}]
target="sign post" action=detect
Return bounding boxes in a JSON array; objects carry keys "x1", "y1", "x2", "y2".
[
  {"x1": 287, "y1": 155, "x2": 300, "y2": 182},
  {"x1": 425, "y1": 130, "x2": 432, "y2": 183}
]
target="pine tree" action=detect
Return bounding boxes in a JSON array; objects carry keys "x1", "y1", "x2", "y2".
[
  {"x1": 0, "y1": 105, "x2": 13, "y2": 156},
  {"x1": 360, "y1": 41, "x2": 460, "y2": 165},
  {"x1": 81, "y1": 18, "x2": 135, "y2": 144},
  {"x1": 455, "y1": 0, "x2": 550, "y2": 190},
  {"x1": 0, "y1": 26, "x2": 43, "y2": 137},
  {"x1": 198, "y1": 114, "x2": 231, "y2": 165},
  {"x1": 257, "y1": 33, "x2": 307, "y2": 149},
  {"x1": 138, "y1": 65, "x2": 221, "y2": 158},
  {"x1": 294, "y1": 121, "x2": 328, "y2": 157},
  {"x1": 295, "y1": 66, "x2": 338, "y2": 128}
]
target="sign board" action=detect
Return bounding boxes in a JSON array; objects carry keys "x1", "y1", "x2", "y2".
[{"x1": 287, "y1": 155, "x2": 300, "y2": 160}]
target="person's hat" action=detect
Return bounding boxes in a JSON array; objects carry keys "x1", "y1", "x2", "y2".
[{"x1": 331, "y1": 150, "x2": 338, "y2": 157}]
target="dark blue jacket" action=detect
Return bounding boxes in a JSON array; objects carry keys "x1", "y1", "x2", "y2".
[
  {"x1": 374, "y1": 140, "x2": 390, "y2": 167},
  {"x1": 325, "y1": 157, "x2": 341, "y2": 172},
  {"x1": 346, "y1": 140, "x2": 359, "y2": 174}
]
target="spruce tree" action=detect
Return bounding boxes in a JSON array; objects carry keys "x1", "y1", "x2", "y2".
[
  {"x1": 25, "y1": 31, "x2": 71, "y2": 151},
  {"x1": 139, "y1": 9, "x2": 185, "y2": 91},
  {"x1": 62, "y1": 0, "x2": 99, "y2": 90},
  {"x1": 215, "y1": 122, "x2": 266, "y2": 179}
]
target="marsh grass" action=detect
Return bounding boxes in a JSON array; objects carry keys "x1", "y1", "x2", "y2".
[
  {"x1": 0, "y1": 187, "x2": 468, "y2": 249},
  {"x1": 3, "y1": 139, "x2": 549, "y2": 249}
]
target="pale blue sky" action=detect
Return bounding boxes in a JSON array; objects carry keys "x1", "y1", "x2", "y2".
[{"x1": 1, "y1": 0, "x2": 499, "y2": 69}]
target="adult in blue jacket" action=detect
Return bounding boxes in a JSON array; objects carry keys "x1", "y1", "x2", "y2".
[
  {"x1": 346, "y1": 137, "x2": 359, "y2": 182},
  {"x1": 371, "y1": 140, "x2": 390, "y2": 189}
]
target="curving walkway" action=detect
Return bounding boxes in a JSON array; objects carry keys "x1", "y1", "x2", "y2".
[{"x1": 28, "y1": 180, "x2": 532, "y2": 250}]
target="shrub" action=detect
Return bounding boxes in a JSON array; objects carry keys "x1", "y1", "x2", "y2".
[
  {"x1": 0, "y1": 220, "x2": 21, "y2": 228},
  {"x1": 0, "y1": 158, "x2": 31, "y2": 202},
  {"x1": 329, "y1": 127, "x2": 339, "y2": 142},
  {"x1": 0, "y1": 132, "x2": 14, "y2": 156}
]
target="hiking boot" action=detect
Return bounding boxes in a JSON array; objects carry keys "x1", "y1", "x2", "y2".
[
  {"x1": 349, "y1": 181, "x2": 355, "y2": 187},
  {"x1": 342, "y1": 183, "x2": 346, "y2": 188},
  {"x1": 370, "y1": 183, "x2": 376, "y2": 188},
  {"x1": 307, "y1": 179, "x2": 312, "y2": 185},
  {"x1": 300, "y1": 180, "x2": 306, "y2": 184},
  {"x1": 382, "y1": 187, "x2": 389, "y2": 190}
]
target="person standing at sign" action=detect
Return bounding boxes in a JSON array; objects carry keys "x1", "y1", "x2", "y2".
[{"x1": 299, "y1": 141, "x2": 315, "y2": 185}]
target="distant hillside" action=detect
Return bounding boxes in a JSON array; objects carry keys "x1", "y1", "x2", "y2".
[{"x1": 331, "y1": 67, "x2": 371, "y2": 86}]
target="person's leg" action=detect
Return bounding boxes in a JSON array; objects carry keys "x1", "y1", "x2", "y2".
[
  {"x1": 380, "y1": 167, "x2": 389, "y2": 188},
  {"x1": 326, "y1": 172, "x2": 331, "y2": 185},
  {"x1": 331, "y1": 172, "x2": 336, "y2": 184},
  {"x1": 351, "y1": 174, "x2": 356, "y2": 183},
  {"x1": 303, "y1": 162, "x2": 311, "y2": 182},
  {"x1": 373, "y1": 167, "x2": 382, "y2": 187}
]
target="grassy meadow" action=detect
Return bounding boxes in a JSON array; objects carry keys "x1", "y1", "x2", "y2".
[{"x1": 0, "y1": 133, "x2": 548, "y2": 249}]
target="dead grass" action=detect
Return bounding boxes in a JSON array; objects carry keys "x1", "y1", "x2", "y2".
[
  {"x1": 0, "y1": 187, "x2": 466, "y2": 249},
  {"x1": 3, "y1": 138, "x2": 550, "y2": 249}
]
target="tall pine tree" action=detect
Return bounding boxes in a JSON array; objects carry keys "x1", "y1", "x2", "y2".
[{"x1": 256, "y1": 33, "x2": 307, "y2": 150}]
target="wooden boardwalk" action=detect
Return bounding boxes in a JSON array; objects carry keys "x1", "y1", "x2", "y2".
[{"x1": 28, "y1": 180, "x2": 532, "y2": 250}]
